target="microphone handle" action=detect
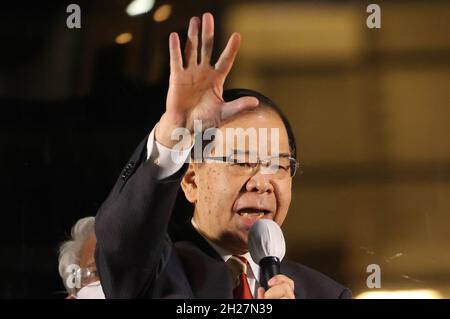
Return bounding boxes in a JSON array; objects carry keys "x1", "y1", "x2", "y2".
[{"x1": 259, "y1": 256, "x2": 281, "y2": 290}]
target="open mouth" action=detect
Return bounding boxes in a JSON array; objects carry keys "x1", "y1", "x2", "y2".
[
  {"x1": 235, "y1": 207, "x2": 273, "y2": 229},
  {"x1": 237, "y1": 208, "x2": 270, "y2": 218}
]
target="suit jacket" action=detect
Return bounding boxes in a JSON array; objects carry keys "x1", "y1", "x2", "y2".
[{"x1": 95, "y1": 136, "x2": 352, "y2": 299}]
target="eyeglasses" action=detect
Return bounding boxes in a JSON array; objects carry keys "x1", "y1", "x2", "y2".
[
  {"x1": 204, "y1": 153, "x2": 300, "y2": 178},
  {"x1": 75, "y1": 267, "x2": 99, "y2": 288}
]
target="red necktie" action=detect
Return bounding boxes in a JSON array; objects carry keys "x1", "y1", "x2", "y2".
[{"x1": 228, "y1": 256, "x2": 253, "y2": 299}]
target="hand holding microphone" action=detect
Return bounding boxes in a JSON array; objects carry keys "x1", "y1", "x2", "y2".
[{"x1": 249, "y1": 219, "x2": 295, "y2": 299}]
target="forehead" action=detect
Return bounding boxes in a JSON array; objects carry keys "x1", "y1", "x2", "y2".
[{"x1": 213, "y1": 107, "x2": 290, "y2": 155}]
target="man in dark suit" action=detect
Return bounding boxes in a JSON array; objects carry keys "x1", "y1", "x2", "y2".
[{"x1": 95, "y1": 12, "x2": 351, "y2": 299}]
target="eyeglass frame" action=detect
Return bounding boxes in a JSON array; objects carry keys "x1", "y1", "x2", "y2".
[
  {"x1": 74, "y1": 266, "x2": 100, "y2": 288},
  {"x1": 203, "y1": 153, "x2": 300, "y2": 178}
]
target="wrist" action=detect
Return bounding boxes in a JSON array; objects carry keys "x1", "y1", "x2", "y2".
[
  {"x1": 155, "y1": 112, "x2": 192, "y2": 149},
  {"x1": 161, "y1": 110, "x2": 187, "y2": 129}
]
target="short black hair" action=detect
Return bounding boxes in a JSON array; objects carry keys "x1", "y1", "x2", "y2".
[{"x1": 223, "y1": 88, "x2": 297, "y2": 159}]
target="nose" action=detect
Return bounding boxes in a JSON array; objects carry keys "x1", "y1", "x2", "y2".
[{"x1": 245, "y1": 171, "x2": 274, "y2": 194}]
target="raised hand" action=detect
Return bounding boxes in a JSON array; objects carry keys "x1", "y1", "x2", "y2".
[{"x1": 156, "y1": 13, "x2": 259, "y2": 148}]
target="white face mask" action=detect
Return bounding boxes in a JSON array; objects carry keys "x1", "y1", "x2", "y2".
[{"x1": 76, "y1": 281, "x2": 105, "y2": 299}]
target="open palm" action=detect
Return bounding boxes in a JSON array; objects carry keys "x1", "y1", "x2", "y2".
[{"x1": 163, "y1": 13, "x2": 258, "y2": 136}]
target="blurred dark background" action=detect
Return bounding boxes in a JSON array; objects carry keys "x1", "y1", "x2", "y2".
[{"x1": 1, "y1": 0, "x2": 449, "y2": 298}]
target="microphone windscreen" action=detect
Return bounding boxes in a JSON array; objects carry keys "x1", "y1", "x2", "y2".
[{"x1": 248, "y1": 219, "x2": 286, "y2": 264}]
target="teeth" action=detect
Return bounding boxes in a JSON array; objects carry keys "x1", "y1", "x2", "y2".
[{"x1": 239, "y1": 212, "x2": 265, "y2": 218}]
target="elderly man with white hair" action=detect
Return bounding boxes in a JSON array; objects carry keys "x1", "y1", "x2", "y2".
[{"x1": 58, "y1": 216, "x2": 105, "y2": 299}]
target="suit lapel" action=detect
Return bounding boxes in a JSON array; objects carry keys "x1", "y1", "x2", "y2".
[
  {"x1": 174, "y1": 223, "x2": 306, "y2": 299},
  {"x1": 174, "y1": 223, "x2": 234, "y2": 299}
]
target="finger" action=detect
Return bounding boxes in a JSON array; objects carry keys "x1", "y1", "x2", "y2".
[
  {"x1": 184, "y1": 16, "x2": 200, "y2": 67},
  {"x1": 215, "y1": 32, "x2": 241, "y2": 75},
  {"x1": 268, "y1": 275, "x2": 295, "y2": 292},
  {"x1": 201, "y1": 12, "x2": 214, "y2": 65},
  {"x1": 264, "y1": 283, "x2": 295, "y2": 299},
  {"x1": 169, "y1": 32, "x2": 183, "y2": 72},
  {"x1": 221, "y1": 96, "x2": 259, "y2": 120},
  {"x1": 257, "y1": 287, "x2": 266, "y2": 299}
]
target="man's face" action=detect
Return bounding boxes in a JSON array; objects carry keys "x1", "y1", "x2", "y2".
[{"x1": 183, "y1": 108, "x2": 293, "y2": 254}]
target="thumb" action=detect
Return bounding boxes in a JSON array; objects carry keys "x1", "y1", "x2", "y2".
[
  {"x1": 221, "y1": 96, "x2": 259, "y2": 120},
  {"x1": 257, "y1": 287, "x2": 266, "y2": 299}
]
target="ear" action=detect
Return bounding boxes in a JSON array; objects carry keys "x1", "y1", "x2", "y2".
[{"x1": 181, "y1": 163, "x2": 198, "y2": 204}]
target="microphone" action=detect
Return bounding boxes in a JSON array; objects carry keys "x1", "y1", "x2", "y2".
[{"x1": 248, "y1": 219, "x2": 286, "y2": 290}]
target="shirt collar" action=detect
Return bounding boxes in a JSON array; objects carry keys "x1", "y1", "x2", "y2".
[{"x1": 191, "y1": 218, "x2": 260, "y2": 282}]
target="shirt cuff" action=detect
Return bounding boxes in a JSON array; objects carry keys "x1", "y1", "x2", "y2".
[{"x1": 146, "y1": 123, "x2": 193, "y2": 180}]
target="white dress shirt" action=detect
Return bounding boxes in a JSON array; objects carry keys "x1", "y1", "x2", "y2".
[{"x1": 146, "y1": 124, "x2": 193, "y2": 180}]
